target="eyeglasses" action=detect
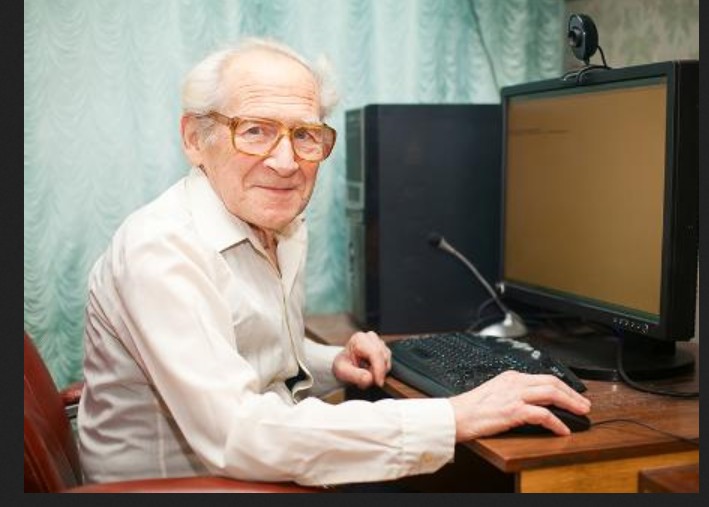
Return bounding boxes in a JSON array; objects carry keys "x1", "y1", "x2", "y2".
[{"x1": 203, "y1": 111, "x2": 337, "y2": 162}]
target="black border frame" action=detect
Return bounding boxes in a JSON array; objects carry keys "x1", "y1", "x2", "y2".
[{"x1": 498, "y1": 61, "x2": 698, "y2": 342}]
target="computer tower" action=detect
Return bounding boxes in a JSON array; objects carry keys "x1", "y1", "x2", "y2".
[{"x1": 347, "y1": 104, "x2": 502, "y2": 334}]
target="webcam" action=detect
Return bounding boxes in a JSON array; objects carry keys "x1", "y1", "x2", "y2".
[
  {"x1": 567, "y1": 14, "x2": 599, "y2": 65},
  {"x1": 562, "y1": 13, "x2": 610, "y2": 83}
]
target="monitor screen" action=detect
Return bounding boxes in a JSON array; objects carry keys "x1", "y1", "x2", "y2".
[{"x1": 499, "y1": 61, "x2": 697, "y2": 380}]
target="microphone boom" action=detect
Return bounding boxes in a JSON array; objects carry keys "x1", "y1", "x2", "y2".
[{"x1": 428, "y1": 232, "x2": 528, "y2": 338}]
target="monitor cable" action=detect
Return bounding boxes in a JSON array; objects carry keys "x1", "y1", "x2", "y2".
[
  {"x1": 468, "y1": 306, "x2": 698, "y2": 398},
  {"x1": 610, "y1": 331, "x2": 699, "y2": 399}
]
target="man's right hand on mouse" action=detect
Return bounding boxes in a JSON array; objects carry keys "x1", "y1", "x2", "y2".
[{"x1": 448, "y1": 370, "x2": 592, "y2": 441}]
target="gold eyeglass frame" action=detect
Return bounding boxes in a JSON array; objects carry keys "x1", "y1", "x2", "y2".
[{"x1": 202, "y1": 111, "x2": 337, "y2": 162}]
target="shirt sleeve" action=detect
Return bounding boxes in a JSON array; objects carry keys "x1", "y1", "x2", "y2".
[
  {"x1": 301, "y1": 338, "x2": 345, "y2": 397},
  {"x1": 113, "y1": 229, "x2": 456, "y2": 486}
]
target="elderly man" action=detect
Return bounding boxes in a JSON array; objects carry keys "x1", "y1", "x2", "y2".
[{"x1": 78, "y1": 38, "x2": 590, "y2": 487}]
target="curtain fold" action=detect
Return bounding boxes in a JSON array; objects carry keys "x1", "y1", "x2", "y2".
[{"x1": 24, "y1": 0, "x2": 564, "y2": 387}]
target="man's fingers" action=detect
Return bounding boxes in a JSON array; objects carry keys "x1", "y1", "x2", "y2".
[
  {"x1": 503, "y1": 372, "x2": 590, "y2": 412},
  {"x1": 526, "y1": 374, "x2": 591, "y2": 404},
  {"x1": 349, "y1": 332, "x2": 390, "y2": 387},
  {"x1": 360, "y1": 353, "x2": 386, "y2": 387},
  {"x1": 336, "y1": 358, "x2": 373, "y2": 388},
  {"x1": 358, "y1": 369, "x2": 373, "y2": 389},
  {"x1": 519, "y1": 405, "x2": 571, "y2": 436}
]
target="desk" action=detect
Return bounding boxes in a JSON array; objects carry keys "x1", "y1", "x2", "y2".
[
  {"x1": 638, "y1": 463, "x2": 699, "y2": 493},
  {"x1": 305, "y1": 313, "x2": 699, "y2": 493}
]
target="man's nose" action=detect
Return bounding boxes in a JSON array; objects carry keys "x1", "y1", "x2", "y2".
[{"x1": 264, "y1": 136, "x2": 299, "y2": 174}]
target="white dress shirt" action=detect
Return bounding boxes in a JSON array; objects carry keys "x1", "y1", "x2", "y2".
[{"x1": 78, "y1": 166, "x2": 455, "y2": 486}]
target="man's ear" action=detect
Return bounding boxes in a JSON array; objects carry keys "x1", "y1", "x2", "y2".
[{"x1": 180, "y1": 114, "x2": 204, "y2": 167}]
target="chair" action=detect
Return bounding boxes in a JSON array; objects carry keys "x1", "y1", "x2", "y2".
[{"x1": 24, "y1": 333, "x2": 320, "y2": 493}]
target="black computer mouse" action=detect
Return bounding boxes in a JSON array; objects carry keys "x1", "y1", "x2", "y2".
[{"x1": 507, "y1": 406, "x2": 591, "y2": 435}]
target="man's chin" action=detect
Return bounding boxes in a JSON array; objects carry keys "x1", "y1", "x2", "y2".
[
  {"x1": 248, "y1": 211, "x2": 300, "y2": 233},
  {"x1": 237, "y1": 194, "x2": 308, "y2": 232}
]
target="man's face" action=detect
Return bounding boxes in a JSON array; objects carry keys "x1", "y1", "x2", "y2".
[{"x1": 195, "y1": 51, "x2": 322, "y2": 232}]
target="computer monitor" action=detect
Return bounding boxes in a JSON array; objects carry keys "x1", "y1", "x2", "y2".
[{"x1": 499, "y1": 61, "x2": 698, "y2": 381}]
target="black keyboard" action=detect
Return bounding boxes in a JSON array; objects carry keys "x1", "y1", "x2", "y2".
[{"x1": 389, "y1": 331, "x2": 587, "y2": 398}]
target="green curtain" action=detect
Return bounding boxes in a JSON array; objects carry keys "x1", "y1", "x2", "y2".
[{"x1": 24, "y1": 0, "x2": 564, "y2": 387}]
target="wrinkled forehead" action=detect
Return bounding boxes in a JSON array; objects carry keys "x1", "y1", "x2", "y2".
[{"x1": 220, "y1": 50, "x2": 321, "y2": 123}]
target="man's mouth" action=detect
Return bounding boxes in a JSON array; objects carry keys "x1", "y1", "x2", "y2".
[{"x1": 257, "y1": 185, "x2": 297, "y2": 194}]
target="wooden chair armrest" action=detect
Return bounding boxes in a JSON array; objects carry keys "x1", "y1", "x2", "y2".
[
  {"x1": 59, "y1": 381, "x2": 84, "y2": 407},
  {"x1": 59, "y1": 381, "x2": 84, "y2": 420}
]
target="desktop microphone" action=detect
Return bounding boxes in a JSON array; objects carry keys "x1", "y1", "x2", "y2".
[{"x1": 427, "y1": 232, "x2": 528, "y2": 339}]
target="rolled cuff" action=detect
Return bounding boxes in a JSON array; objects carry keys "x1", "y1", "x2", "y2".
[
  {"x1": 397, "y1": 397, "x2": 456, "y2": 475},
  {"x1": 302, "y1": 339, "x2": 345, "y2": 397}
]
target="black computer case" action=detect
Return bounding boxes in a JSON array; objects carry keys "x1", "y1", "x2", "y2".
[{"x1": 346, "y1": 104, "x2": 502, "y2": 334}]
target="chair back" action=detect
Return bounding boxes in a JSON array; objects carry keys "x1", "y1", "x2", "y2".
[{"x1": 24, "y1": 333, "x2": 83, "y2": 492}]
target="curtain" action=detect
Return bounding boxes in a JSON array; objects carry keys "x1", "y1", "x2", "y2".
[{"x1": 24, "y1": 0, "x2": 564, "y2": 387}]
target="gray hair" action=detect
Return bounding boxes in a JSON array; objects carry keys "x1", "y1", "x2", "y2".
[{"x1": 181, "y1": 38, "x2": 339, "y2": 144}]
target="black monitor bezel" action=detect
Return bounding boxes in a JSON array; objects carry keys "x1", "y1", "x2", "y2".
[{"x1": 498, "y1": 61, "x2": 698, "y2": 342}]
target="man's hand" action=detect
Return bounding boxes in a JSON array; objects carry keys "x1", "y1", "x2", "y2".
[
  {"x1": 449, "y1": 370, "x2": 592, "y2": 440},
  {"x1": 332, "y1": 331, "x2": 392, "y2": 389}
]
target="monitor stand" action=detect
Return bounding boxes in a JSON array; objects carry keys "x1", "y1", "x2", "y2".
[{"x1": 527, "y1": 330, "x2": 695, "y2": 381}]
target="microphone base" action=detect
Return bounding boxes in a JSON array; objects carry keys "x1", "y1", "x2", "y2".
[{"x1": 475, "y1": 311, "x2": 529, "y2": 339}]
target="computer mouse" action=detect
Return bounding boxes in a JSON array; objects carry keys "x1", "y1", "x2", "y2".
[{"x1": 507, "y1": 406, "x2": 591, "y2": 435}]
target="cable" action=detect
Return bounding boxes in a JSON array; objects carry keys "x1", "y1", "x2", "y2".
[
  {"x1": 467, "y1": 1, "x2": 500, "y2": 93},
  {"x1": 467, "y1": 301, "x2": 581, "y2": 334},
  {"x1": 597, "y1": 45, "x2": 608, "y2": 67},
  {"x1": 591, "y1": 418, "x2": 699, "y2": 447},
  {"x1": 610, "y1": 331, "x2": 699, "y2": 398},
  {"x1": 475, "y1": 297, "x2": 499, "y2": 320},
  {"x1": 561, "y1": 45, "x2": 612, "y2": 84},
  {"x1": 466, "y1": 297, "x2": 501, "y2": 332},
  {"x1": 469, "y1": 306, "x2": 698, "y2": 398}
]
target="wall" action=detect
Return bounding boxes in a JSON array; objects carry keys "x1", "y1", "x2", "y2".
[{"x1": 564, "y1": 0, "x2": 699, "y2": 341}]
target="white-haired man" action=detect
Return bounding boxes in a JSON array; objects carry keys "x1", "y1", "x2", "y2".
[{"x1": 78, "y1": 38, "x2": 590, "y2": 487}]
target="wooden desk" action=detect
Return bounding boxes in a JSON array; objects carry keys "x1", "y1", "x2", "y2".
[
  {"x1": 638, "y1": 463, "x2": 699, "y2": 493},
  {"x1": 305, "y1": 313, "x2": 699, "y2": 493}
]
